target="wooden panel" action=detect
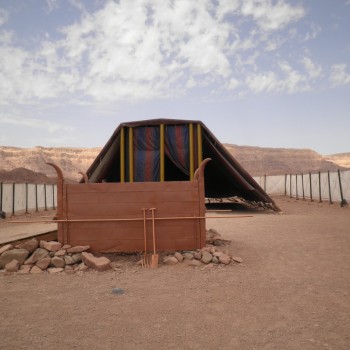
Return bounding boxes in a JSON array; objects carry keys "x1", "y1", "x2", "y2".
[{"x1": 60, "y1": 177, "x2": 206, "y2": 252}]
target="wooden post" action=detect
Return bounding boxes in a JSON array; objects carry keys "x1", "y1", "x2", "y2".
[
  {"x1": 25, "y1": 183, "x2": 29, "y2": 214},
  {"x1": 301, "y1": 174, "x2": 305, "y2": 200},
  {"x1": 160, "y1": 124, "x2": 165, "y2": 181},
  {"x1": 197, "y1": 124, "x2": 203, "y2": 166},
  {"x1": 295, "y1": 174, "x2": 298, "y2": 200},
  {"x1": 128, "y1": 127, "x2": 133, "y2": 182},
  {"x1": 318, "y1": 171, "x2": 322, "y2": 202},
  {"x1": 120, "y1": 127, "x2": 125, "y2": 183},
  {"x1": 327, "y1": 171, "x2": 333, "y2": 204},
  {"x1": 12, "y1": 183, "x2": 15, "y2": 216},
  {"x1": 309, "y1": 173, "x2": 313, "y2": 201},
  {"x1": 189, "y1": 123, "x2": 194, "y2": 180}
]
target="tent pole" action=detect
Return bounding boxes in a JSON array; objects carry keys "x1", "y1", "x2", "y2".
[
  {"x1": 129, "y1": 127, "x2": 133, "y2": 182},
  {"x1": 160, "y1": 124, "x2": 165, "y2": 181},
  {"x1": 197, "y1": 124, "x2": 203, "y2": 166},
  {"x1": 120, "y1": 127, "x2": 125, "y2": 183},
  {"x1": 189, "y1": 123, "x2": 194, "y2": 180}
]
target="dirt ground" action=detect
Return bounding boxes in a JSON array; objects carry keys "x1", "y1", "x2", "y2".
[{"x1": 0, "y1": 197, "x2": 349, "y2": 350}]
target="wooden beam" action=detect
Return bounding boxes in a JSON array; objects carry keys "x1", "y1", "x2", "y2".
[
  {"x1": 197, "y1": 123, "x2": 203, "y2": 166},
  {"x1": 189, "y1": 123, "x2": 194, "y2": 180},
  {"x1": 120, "y1": 127, "x2": 125, "y2": 183},
  {"x1": 160, "y1": 124, "x2": 165, "y2": 181},
  {"x1": 129, "y1": 127, "x2": 133, "y2": 182}
]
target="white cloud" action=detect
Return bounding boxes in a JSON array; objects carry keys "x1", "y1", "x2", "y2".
[
  {"x1": 300, "y1": 57, "x2": 322, "y2": 79},
  {"x1": 0, "y1": 114, "x2": 74, "y2": 133},
  {"x1": 0, "y1": 8, "x2": 9, "y2": 26},
  {"x1": 330, "y1": 64, "x2": 350, "y2": 86},
  {"x1": 241, "y1": 0, "x2": 305, "y2": 31},
  {"x1": 0, "y1": 0, "x2": 315, "y2": 105},
  {"x1": 246, "y1": 60, "x2": 309, "y2": 94}
]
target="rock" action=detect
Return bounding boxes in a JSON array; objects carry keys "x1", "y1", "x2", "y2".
[
  {"x1": 43, "y1": 241, "x2": 62, "y2": 252},
  {"x1": 62, "y1": 245, "x2": 71, "y2": 250},
  {"x1": 0, "y1": 249, "x2": 30, "y2": 268},
  {"x1": 65, "y1": 265, "x2": 73, "y2": 270},
  {"x1": 174, "y1": 252, "x2": 183, "y2": 262},
  {"x1": 188, "y1": 259, "x2": 202, "y2": 267},
  {"x1": 201, "y1": 247, "x2": 212, "y2": 253},
  {"x1": 219, "y1": 254, "x2": 231, "y2": 265},
  {"x1": 183, "y1": 253, "x2": 194, "y2": 260},
  {"x1": 16, "y1": 238, "x2": 38, "y2": 254},
  {"x1": 213, "y1": 240, "x2": 226, "y2": 246},
  {"x1": 47, "y1": 267, "x2": 64, "y2": 274},
  {"x1": 77, "y1": 262, "x2": 88, "y2": 271},
  {"x1": 30, "y1": 266, "x2": 43, "y2": 274},
  {"x1": 64, "y1": 255, "x2": 75, "y2": 265},
  {"x1": 194, "y1": 252, "x2": 202, "y2": 260},
  {"x1": 0, "y1": 244, "x2": 13, "y2": 255},
  {"x1": 5, "y1": 259, "x2": 20, "y2": 272},
  {"x1": 39, "y1": 240, "x2": 47, "y2": 248},
  {"x1": 163, "y1": 256, "x2": 178, "y2": 265},
  {"x1": 71, "y1": 253, "x2": 82, "y2": 263},
  {"x1": 24, "y1": 248, "x2": 48, "y2": 264},
  {"x1": 232, "y1": 256, "x2": 243, "y2": 263},
  {"x1": 201, "y1": 251, "x2": 213, "y2": 264},
  {"x1": 210, "y1": 247, "x2": 216, "y2": 254},
  {"x1": 36, "y1": 257, "x2": 51, "y2": 270},
  {"x1": 51, "y1": 256, "x2": 66, "y2": 268},
  {"x1": 82, "y1": 252, "x2": 111, "y2": 271},
  {"x1": 18, "y1": 265, "x2": 31, "y2": 274},
  {"x1": 67, "y1": 246, "x2": 90, "y2": 253},
  {"x1": 211, "y1": 256, "x2": 219, "y2": 264},
  {"x1": 54, "y1": 249, "x2": 66, "y2": 257},
  {"x1": 213, "y1": 252, "x2": 224, "y2": 258},
  {"x1": 49, "y1": 252, "x2": 55, "y2": 257}
]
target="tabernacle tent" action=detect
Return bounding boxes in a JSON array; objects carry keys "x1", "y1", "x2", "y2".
[{"x1": 85, "y1": 119, "x2": 279, "y2": 211}]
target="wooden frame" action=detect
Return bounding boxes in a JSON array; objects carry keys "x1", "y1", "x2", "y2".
[{"x1": 47, "y1": 159, "x2": 210, "y2": 253}]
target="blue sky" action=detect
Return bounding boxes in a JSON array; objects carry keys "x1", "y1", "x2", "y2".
[{"x1": 0, "y1": 0, "x2": 349, "y2": 155}]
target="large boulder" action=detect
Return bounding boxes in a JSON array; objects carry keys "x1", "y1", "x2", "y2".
[
  {"x1": 0, "y1": 249, "x2": 29, "y2": 269},
  {"x1": 82, "y1": 252, "x2": 111, "y2": 271},
  {"x1": 24, "y1": 248, "x2": 49, "y2": 264},
  {"x1": 16, "y1": 238, "x2": 38, "y2": 254}
]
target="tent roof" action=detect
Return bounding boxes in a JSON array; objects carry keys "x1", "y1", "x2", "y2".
[{"x1": 85, "y1": 118, "x2": 279, "y2": 211}]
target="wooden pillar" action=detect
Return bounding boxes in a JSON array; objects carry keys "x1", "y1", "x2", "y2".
[
  {"x1": 189, "y1": 123, "x2": 194, "y2": 180},
  {"x1": 128, "y1": 127, "x2": 134, "y2": 182},
  {"x1": 197, "y1": 124, "x2": 203, "y2": 166},
  {"x1": 120, "y1": 127, "x2": 125, "y2": 183},
  {"x1": 160, "y1": 124, "x2": 165, "y2": 181}
]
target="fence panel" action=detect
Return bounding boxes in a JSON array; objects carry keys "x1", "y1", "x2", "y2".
[
  {"x1": 255, "y1": 170, "x2": 349, "y2": 205},
  {"x1": 0, "y1": 182, "x2": 57, "y2": 216}
]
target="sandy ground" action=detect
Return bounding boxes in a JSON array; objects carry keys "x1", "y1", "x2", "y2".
[{"x1": 0, "y1": 197, "x2": 349, "y2": 350}]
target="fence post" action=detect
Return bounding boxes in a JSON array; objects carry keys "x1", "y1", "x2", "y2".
[
  {"x1": 327, "y1": 171, "x2": 333, "y2": 204},
  {"x1": 309, "y1": 173, "x2": 313, "y2": 202},
  {"x1": 52, "y1": 184, "x2": 55, "y2": 210},
  {"x1": 301, "y1": 174, "x2": 305, "y2": 200},
  {"x1": 12, "y1": 183, "x2": 15, "y2": 216},
  {"x1": 44, "y1": 184, "x2": 47, "y2": 211},
  {"x1": 264, "y1": 174, "x2": 267, "y2": 192},
  {"x1": 284, "y1": 174, "x2": 287, "y2": 196},
  {"x1": 295, "y1": 174, "x2": 298, "y2": 200},
  {"x1": 290, "y1": 174, "x2": 292, "y2": 198},
  {"x1": 0, "y1": 182, "x2": 2, "y2": 212},
  {"x1": 338, "y1": 169, "x2": 348, "y2": 207},
  {"x1": 25, "y1": 183, "x2": 29, "y2": 214},
  {"x1": 35, "y1": 184, "x2": 38, "y2": 212},
  {"x1": 318, "y1": 171, "x2": 322, "y2": 203}
]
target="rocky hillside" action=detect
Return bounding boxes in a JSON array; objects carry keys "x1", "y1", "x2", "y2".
[
  {"x1": 224, "y1": 144, "x2": 348, "y2": 176},
  {"x1": 325, "y1": 153, "x2": 350, "y2": 169},
  {"x1": 0, "y1": 146, "x2": 100, "y2": 182},
  {"x1": 0, "y1": 145, "x2": 349, "y2": 183}
]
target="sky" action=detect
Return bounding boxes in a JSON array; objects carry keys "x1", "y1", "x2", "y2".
[{"x1": 0, "y1": 0, "x2": 349, "y2": 155}]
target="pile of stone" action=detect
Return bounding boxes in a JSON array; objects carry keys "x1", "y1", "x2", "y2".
[
  {"x1": 0, "y1": 238, "x2": 111, "y2": 275},
  {"x1": 163, "y1": 246, "x2": 243, "y2": 267},
  {"x1": 206, "y1": 228, "x2": 231, "y2": 246}
]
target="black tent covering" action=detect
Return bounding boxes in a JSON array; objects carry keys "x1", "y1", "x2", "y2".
[{"x1": 85, "y1": 119, "x2": 279, "y2": 211}]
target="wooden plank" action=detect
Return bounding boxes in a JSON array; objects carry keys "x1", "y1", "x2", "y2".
[
  {"x1": 66, "y1": 181, "x2": 198, "y2": 193},
  {"x1": 66, "y1": 201, "x2": 200, "y2": 218},
  {"x1": 67, "y1": 189, "x2": 198, "y2": 204}
]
